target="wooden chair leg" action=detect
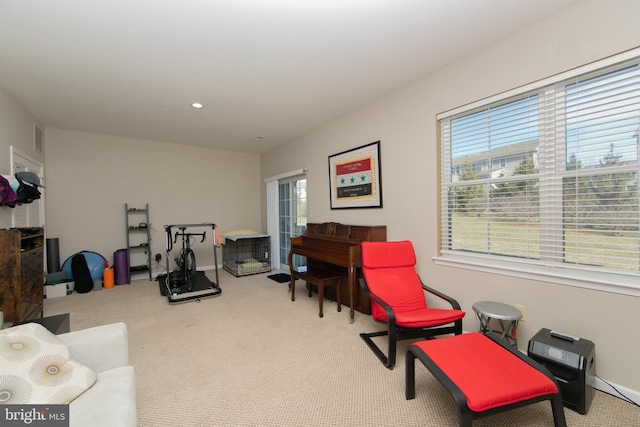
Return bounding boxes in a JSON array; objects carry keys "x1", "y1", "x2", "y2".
[{"x1": 318, "y1": 281, "x2": 324, "y2": 317}]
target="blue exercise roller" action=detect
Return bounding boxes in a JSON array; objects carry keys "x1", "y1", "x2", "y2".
[{"x1": 62, "y1": 251, "x2": 107, "y2": 282}]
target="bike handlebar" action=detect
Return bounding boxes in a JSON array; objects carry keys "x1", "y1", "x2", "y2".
[{"x1": 173, "y1": 231, "x2": 206, "y2": 244}]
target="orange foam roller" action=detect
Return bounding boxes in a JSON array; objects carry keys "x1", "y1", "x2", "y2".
[{"x1": 103, "y1": 268, "x2": 115, "y2": 289}]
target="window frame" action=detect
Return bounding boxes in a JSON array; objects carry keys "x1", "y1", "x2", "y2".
[{"x1": 435, "y1": 48, "x2": 640, "y2": 298}]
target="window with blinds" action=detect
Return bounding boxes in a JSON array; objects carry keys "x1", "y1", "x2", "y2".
[{"x1": 439, "y1": 52, "x2": 640, "y2": 293}]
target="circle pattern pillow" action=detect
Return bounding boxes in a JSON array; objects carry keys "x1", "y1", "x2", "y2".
[{"x1": 0, "y1": 322, "x2": 96, "y2": 404}]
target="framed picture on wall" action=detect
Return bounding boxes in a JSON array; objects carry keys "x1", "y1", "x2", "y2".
[{"x1": 328, "y1": 141, "x2": 382, "y2": 209}]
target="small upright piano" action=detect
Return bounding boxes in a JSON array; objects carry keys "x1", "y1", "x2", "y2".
[{"x1": 288, "y1": 222, "x2": 387, "y2": 322}]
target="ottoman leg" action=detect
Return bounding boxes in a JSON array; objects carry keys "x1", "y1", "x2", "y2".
[{"x1": 405, "y1": 349, "x2": 416, "y2": 400}]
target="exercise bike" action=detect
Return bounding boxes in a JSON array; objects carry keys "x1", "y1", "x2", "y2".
[
  {"x1": 171, "y1": 227, "x2": 205, "y2": 292},
  {"x1": 163, "y1": 223, "x2": 222, "y2": 304}
]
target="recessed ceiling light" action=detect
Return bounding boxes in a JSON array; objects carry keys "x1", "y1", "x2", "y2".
[{"x1": 191, "y1": 102, "x2": 204, "y2": 109}]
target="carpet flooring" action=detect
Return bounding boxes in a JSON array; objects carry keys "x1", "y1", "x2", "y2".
[{"x1": 44, "y1": 270, "x2": 640, "y2": 426}]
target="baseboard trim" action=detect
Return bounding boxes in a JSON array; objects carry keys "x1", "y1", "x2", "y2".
[
  {"x1": 594, "y1": 376, "x2": 640, "y2": 406},
  {"x1": 150, "y1": 264, "x2": 221, "y2": 280}
]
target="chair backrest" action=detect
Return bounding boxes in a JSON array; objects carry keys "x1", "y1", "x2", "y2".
[{"x1": 361, "y1": 241, "x2": 427, "y2": 319}]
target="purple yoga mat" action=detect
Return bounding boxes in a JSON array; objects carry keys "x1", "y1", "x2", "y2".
[{"x1": 114, "y1": 249, "x2": 129, "y2": 285}]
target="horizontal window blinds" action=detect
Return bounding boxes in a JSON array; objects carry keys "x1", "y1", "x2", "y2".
[{"x1": 440, "y1": 56, "x2": 640, "y2": 281}]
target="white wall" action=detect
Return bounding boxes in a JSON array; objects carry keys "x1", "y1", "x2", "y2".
[
  {"x1": 44, "y1": 128, "x2": 262, "y2": 272},
  {"x1": 260, "y1": 0, "x2": 640, "y2": 395},
  {"x1": 0, "y1": 85, "x2": 44, "y2": 228}
]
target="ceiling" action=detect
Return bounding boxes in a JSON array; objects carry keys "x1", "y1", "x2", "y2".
[{"x1": 0, "y1": 0, "x2": 581, "y2": 154}]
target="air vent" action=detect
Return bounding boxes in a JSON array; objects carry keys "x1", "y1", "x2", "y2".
[{"x1": 34, "y1": 124, "x2": 43, "y2": 153}]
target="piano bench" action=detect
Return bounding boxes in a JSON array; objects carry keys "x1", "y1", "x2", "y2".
[{"x1": 291, "y1": 271, "x2": 342, "y2": 318}]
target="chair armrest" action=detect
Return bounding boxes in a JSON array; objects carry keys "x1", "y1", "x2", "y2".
[
  {"x1": 57, "y1": 322, "x2": 129, "y2": 373},
  {"x1": 419, "y1": 276, "x2": 462, "y2": 310},
  {"x1": 359, "y1": 278, "x2": 397, "y2": 326}
]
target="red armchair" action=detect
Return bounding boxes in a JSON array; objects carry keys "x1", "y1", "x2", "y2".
[{"x1": 359, "y1": 240, "x2": 465, "y2": 369}]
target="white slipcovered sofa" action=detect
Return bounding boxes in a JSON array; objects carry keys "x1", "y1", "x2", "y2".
[{"x1": 58, "y1": 322, "x2": 137, "y2": 427}]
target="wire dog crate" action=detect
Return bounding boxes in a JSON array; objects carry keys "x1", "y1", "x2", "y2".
[{"x1": 222, "y1": 234, "x2": 271, "y2": 277}]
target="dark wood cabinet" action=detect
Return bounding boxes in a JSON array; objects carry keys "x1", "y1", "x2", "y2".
[{"x1": 0, "y1": 227, "x2": 44, "y2": 323}]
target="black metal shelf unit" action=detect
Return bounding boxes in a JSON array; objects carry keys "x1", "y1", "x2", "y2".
[{"x1": 125, "y1": 203, "x2": 152, "y2": 281}]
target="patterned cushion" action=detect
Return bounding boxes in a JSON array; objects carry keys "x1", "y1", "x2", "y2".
[{"x1": 0, "y1": 323, "x2": 97, "y2": 404}]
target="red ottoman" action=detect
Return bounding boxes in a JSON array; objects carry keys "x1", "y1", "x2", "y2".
[{"x1": 406, "y1": 332, "x2": 566, "y2": 427}]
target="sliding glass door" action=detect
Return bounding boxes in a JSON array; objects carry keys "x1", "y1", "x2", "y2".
[{"x1": 279, "y1": 175, "x2": 307, "y2": 270}]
